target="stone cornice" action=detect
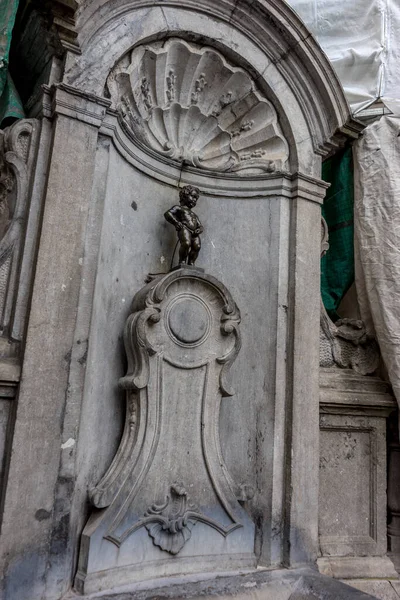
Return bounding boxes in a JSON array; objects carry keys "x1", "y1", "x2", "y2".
[
  {"x1": 320, "y1": 367, "x2": 396, "y2": 416},
  {"x1": 99, "y1": 112, "x2": 329, "y2": 202},
  {"x1": 42, "y1": 83, "x2": 111, "y2": 126},
  {"x1": 48, "y1": 0, "x2": 80, "y2": 54},
  {"x1": 290, "y1": 173, "x2": 330, "y2": 204},
  {"x1": 39, "y1": 78, "x2": 332, "y2": 205}
]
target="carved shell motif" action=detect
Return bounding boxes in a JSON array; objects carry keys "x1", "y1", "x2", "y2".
[{"x1": 107, "y1": 39, "x2": 289, "y2": 174}]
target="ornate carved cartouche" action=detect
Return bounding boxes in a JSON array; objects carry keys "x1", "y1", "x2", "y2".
[{"x1": 80, "y1": 267, "x2": 254, "y2": 574}]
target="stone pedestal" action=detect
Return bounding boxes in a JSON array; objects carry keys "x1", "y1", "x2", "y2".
[
  {"x1": 318, "y1": 368, "x2": 397, "y2": 579},
  {"x1": 387, "y1": 412, "x2": 400, "y2": 572},
  {"x1": 76, "y1": 267, "x2": 255, "y2": 594}
]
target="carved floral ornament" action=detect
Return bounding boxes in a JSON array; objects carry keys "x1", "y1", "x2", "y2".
[{"x1": 106, "y1": 38, "x2": 289, "y2": 174}]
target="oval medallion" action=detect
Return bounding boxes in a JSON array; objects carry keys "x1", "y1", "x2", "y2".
[{"x1": 167, "y1": 296, "x2": 210, "y2": 345}]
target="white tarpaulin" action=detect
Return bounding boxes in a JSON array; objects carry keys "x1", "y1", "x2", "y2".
[
  {"x1": 287, "y1": 2, "x2": 400, "y2": 405},
  {"x1": 288, "y1": 0, "x2": 400, "y2": 112},
  {"x1": 354, "y1": 116, "x2": 400, "y2": 402}
]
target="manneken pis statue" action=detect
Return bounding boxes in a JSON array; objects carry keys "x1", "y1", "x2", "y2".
[{"x1": 164, "y1": 185, "x2": 204, "y2": 266}]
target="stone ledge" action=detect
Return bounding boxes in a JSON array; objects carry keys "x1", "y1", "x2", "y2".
[
  {"x1": 0, "y1": 357, "x2": 21, "y2": 399},
  {"x1": 345, "y1": 580, "x2": 400, "y2": 600},
  {"x1": 320, "y1": 368, "x2": 393, "y2": 395},
  {"x1": 318, "y1": 557, "x2": 398, "y2": 580},
  {"x1": 64, "y1": 568, "x2": 380, "y2": 600},
  {"x1": 320, "y1": 368, "x2": 396, "y2": 416}
]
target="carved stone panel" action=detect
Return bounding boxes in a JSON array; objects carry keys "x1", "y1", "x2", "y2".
[
  {"x1": 106, "y1": 38, "x2": 289, "y2": 174},
  {"x1": 0, "y1": 119, "x2": 40, "y2": 346},
  {"x1": 318, "y1": 369, "x2": 396, "y2": 576},
  {"x1": 319, "y1": 421, "x2": 378, "y2": 556},
  {"x1": 319, "y1": 302, "x2": 380, "y2": 375},
  {"x1": 76, "y1": 267, "x2": 255, "y2": 594}
]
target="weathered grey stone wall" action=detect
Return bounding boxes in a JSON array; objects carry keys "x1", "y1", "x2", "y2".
[
  {"x1": 0, "y1": 1, "x2": 363, "y2": 598},
  {"x1": 74, "y1": 140, "x2": 285, "y2": 565}
]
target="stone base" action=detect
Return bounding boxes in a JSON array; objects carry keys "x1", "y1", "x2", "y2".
[
  {"x1": 344, "y1": 579, "x2": 400, "y2": 600},
  {"x1": 75, "y1": 553, "x2": 257, "y2": 596},
  {"x1": 171, "y1": 264, "x2": 205, "y2": 273},
  {"x1": 390, "y1": 552, "x2": 400, "y2": 575},
  {"x1": 67, "y1": 568, "x2": 381, "y2": 600},
  {"x1": 318, "y1": 556, "x2": 399, "y2": 580}
]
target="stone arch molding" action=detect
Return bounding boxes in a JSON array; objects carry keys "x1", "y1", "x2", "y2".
[
  {"x1": 64, "y1": 0, "x2": 362, "y2": 176},
  {"x1": 107, "y1": 38, "x2": 289, "y2": 174}
]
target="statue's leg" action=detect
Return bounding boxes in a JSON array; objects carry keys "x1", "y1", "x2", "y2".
[
  {"x1": 178, "y1": 229, "x2": 191, "y2": 264},
  {"x1": 188, "y1": 236, "x2": 201, "y2": 265}
]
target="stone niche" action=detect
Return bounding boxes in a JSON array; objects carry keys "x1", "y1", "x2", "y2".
[
  {"x1": 71, "y1": 32, "x2": 354, "y2": 593},
  {"x1": 0, "y1": 1, "x2": 364, "y2": 599},
  {"x1": 75, "y1": 39, "x2": 295, "y2": 593}
]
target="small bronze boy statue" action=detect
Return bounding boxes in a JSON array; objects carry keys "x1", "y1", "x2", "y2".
[{"x1": 164, "y1": 185, "x2": 204, "y2": 266}]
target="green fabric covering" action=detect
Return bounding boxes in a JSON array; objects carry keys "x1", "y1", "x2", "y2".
[
  {"x1": 321, "y1": 147, "x2": 354, "y2": 321},
  {"x1": 0, "y1": 0, "x2": 24, "y2": 125}
]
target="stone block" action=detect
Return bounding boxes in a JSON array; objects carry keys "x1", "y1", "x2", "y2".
[
  {"x1": 64, "y1": 568, "x2": 381, "y2": 600},
  {"x1": 343, "y1": 580, "x2": 400, "y2": 600},
  {"x1": 318, "y1": 556, "x2": 398, "y2": 580},
  {"x1": 319, "y1": 368, "x2": 396, "y2": 576}
]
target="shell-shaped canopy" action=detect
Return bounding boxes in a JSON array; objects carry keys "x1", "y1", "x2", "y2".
[{"x1": 107, "y1": 39, "x2": 289, "y2": 174}]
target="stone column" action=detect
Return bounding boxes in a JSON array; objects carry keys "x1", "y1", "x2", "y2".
[
  {"x1": 0, "y1": 84, "x2": 110, "y2": 600},
  {"x1": 283, "y1": 177, "x2": 328, "y2": 566}
]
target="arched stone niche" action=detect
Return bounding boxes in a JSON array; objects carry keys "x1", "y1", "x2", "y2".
[
  {"x1": 64, "y1": 0, "x2": 361, "y2": 174},
  {"x1": 0, "y1": 1, "x2": 363, "y2": 599},
  {"x1": 106, "y1": 38, "x2": 290, "y2": 174},
  {"x1": 68, "y1": 1, "x2": 360, "y2": 583}
]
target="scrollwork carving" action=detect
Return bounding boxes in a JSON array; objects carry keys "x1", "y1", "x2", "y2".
[
  {"x1": 319, "y1": 217, "x2": 379, "y2": 374},
  {"x1": 84, "y1": 267, "x2": 254, "y2": 570},
  {"x1": 0, "y1": 119, "x2": 39, "y2": 342},
  {"x1": 218, "y1": 309, "x2": 242, "y2": 397},
  {"x1": 0, "y1": 143, "x2": 13, "y2": 243},
  {"x1": 320, "y1": 304, "x2": 380, "y2": 375},
  {"x1": 144, "y1": 483, "x2": 198, "y2": 555},
  {"x1": 119, "y1": 306, "x2": 161, "y2": 392}
]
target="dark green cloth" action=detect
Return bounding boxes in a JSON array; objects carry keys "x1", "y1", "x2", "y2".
[
  {"x1": 0, "y1": 0, "x2": 24, "y2": 125},
  {"x1": 321, "y1": 147, "x2": 354, "y2": 321}
]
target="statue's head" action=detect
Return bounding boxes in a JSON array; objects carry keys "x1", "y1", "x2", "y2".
[{"x1": 179, "y1": 185, "x2": 200, "y2": 208}]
